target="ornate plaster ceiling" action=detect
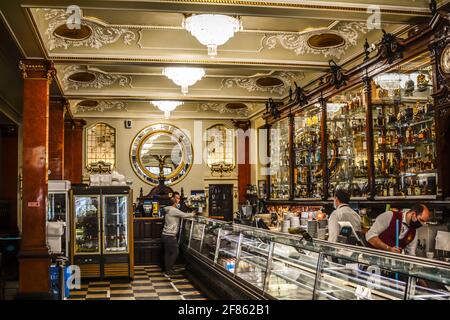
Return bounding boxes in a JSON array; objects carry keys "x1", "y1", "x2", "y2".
[{"x1": 0, "y1": 0, "x2": 439, "y2": 119}]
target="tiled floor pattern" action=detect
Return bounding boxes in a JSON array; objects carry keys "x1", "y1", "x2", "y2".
[{"x1": 69, "y1": 265, "x2": 207, "y2": 300}]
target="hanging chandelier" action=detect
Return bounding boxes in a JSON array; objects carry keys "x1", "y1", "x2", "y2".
[
  {"x1": 152, "y1": 100, "x2": 183, "y2": 119},
  {"x1": 183, "y1": 14, "x2": 242, "y2": 57},
  {"x1": 163, "y1": 67, "x2": 205, "y2": 95}
]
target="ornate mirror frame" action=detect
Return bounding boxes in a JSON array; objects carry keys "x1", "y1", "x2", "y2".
[{"x1": 130, "y1": 123, "x2": 193, "y2": 186}]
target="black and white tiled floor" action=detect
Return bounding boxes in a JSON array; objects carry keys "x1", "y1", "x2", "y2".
[{"x1": 68, "y1": 265, "x2": 207, "y2": 300}]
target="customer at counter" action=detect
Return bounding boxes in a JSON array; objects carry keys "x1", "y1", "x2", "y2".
[
  {"x1": 366, "y1": 204, "x2": 430, "y2": 255},
  {"x1": 162, "y1": 192, "x2": 197, "y2": 276},
  {"x1": 328, "y1": 190, "x2": 362, "y2": 243}
]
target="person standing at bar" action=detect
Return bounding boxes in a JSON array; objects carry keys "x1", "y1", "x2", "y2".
[
  {"x1": 366, "y1": 204, "x2": 430, "y2": 255},
  {"x1": 328, "y1": 189, "x2": 362, "y2": 243},
  {"x1": 162, "y1": 192, "x2": 196, "y2": 275}
]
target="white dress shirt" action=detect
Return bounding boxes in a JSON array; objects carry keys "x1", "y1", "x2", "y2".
[
  {"x1": 365, "y1": 210, "x2": 418, "y2": 255},
  {"x1": 328, "y1": 204, "x2": 362, "y2": 243}
]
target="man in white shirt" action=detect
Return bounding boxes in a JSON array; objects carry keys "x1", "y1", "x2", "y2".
[
  {"x1": 328, "y1": 190, "x2": 362, "y2": 243},
  {"x1": 366, "y1": 204, "x2": 430, "y2": 255}
]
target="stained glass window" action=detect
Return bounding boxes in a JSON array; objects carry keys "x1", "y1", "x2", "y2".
[
  {"x1": 206, "y1": 124, "x2": 234, "y2": 167},
  {"x1": 86, "y1": 123, "x2": 116, "y2": 169}
]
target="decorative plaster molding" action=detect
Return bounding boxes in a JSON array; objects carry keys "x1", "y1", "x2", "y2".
[
  {"x1": 198, "y1": 103, "x2": 258, "y2": 116},
  {"x1": 39, "y1": 8, "x2": 137, "y2": 50},
  {"x1": 222, "y1": 72, "x2": 302, "y2": 95},
  {"x1": 263, "y1": 22, "x2": 368, "y2": 59},
  {"x1": 62, "y1": 65, "x2": 132, "y2": 90},
  {"x1": 76, "y1": 100, "x2": 128, "y2": 113}
]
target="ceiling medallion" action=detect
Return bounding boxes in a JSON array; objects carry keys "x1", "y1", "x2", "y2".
[
  {"x1": 255, "y1": 77, "x2": 284, "y2": 87},
  {"x1": 40, "y1": 8, "x2": 136, "y2": 50},
  {"x1": 225, "y1": 102, "x2": 247, "y2": 110},
  {"x1": 199, "y1": 103, "x2": 255, "y2": 116},
  {"x1": 68, "y1": 72, "x2": 96, "y2": 83},
  {"x1": 307, "y1": 33, "x2": 345, "y2": 49},
  {"x1": 223, "y1": 72, "x2": 301, "y2": 95},
  {"x1": 76, "y1": 100, "x2": 128, "y2": 113},
  {"x1": 63, "y1": 65, "x2": 132, "y2": 90},
  {"x1": 163, "y1": 67, "x2": 205, "y2": 94},
  {"x1": 53, "y1": 24, "x2": 92, "y2": 40},
  {"x1": 441, "y1": 43, "x2": 450, "y2": 74},
  {"x1": 263, "y1": 22, "x2": 368, "y2": 59},
  {"x1": 183, "y1": 14, "x2": 242, "y2": 57},
  {"x1": 152, "y1": 101, "x2": 183, "y2": 119}
]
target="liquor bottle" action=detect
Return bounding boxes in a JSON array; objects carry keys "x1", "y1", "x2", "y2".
[
  {"x1": 383, "y1": 181, "x2": 388, "y2": 197},
  {"x1": 377, "y1": 108, "x2": 384, "y2": 126},
  {"x1": 414, "y1": 181, "x2": 421, "y2": 196},
  {"x1": 421, "y1": 181, "x2": 428, "y2": 195},
  {"x1": 389, "y1": 179, "x2": 395, "y2": 197}
]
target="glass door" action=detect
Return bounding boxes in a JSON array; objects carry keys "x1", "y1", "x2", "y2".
[
  {"x1": 327, "y1": 85, "x2": 368, "y2": 198},
  {"x1": 47, "y1": 192, "x2": 68, "y2": 256},
  {"x1": 293, "y1": 104, "x2": 323, "y2": 199},
  {"x1": 103, "y1": 195, "x2": 129, "y2": 253},
  {"x1": 74, "y1": 195, "x2": 101, "y2": 254},
  {"x1": 269, "y1": 118, "x2": 290, "y2": 199},
  {"x1": 372, "y1": 53, "x2": 437, "y2": 198}
]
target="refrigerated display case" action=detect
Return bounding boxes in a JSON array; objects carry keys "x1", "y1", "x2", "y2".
[
  {"x1": 181, "y1": 217, "x2": 450, "y2": 300},
  {"x1": 71, "y1": 186, "x2": 133, "y2": 279},
  {"x1": 327, "y1": 85, "x2": 369, "y2": 199},
  {"x1": 293, "y1": 104, "x2": 322, "y2": 199},
  {"x1": 47, "y1": 180, "x2": 71, "y2": 257},
  {"x1": 269, "y1": 118, "x2": 290, "y2": 199},
  {"x1": 372, "y1": 53, "x2": 437, "y2": 199}
]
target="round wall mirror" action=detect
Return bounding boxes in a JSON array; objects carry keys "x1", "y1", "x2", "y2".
[{"x1": 130, "y1": 123, "x2": 193, "y2": 186}]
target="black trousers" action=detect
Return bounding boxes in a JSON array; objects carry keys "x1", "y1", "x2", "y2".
[{"x1": 162, "y1": 235, "x2": 179, "y2": 272}]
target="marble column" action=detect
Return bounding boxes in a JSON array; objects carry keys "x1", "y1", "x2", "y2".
[
  {"x1": 233, "y1": 120, "x2": 251, "y2": 204},
  {"x1": 48, "y1": 98, "x2": 66, "y2": 180},
  {"x1": 17, "y1": 59, "x2": 55, "y2": 297},
  {"x1": 71, "y1": 119, "x2": 86, "y2": 184}
]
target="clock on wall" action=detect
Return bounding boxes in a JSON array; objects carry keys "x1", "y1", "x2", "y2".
[{"x1": 441, "y1": 43, "x2": 450, "y2": 75}]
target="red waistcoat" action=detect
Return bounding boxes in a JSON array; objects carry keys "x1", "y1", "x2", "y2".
[{"x1": 369, "y1": 211, "x2": 416, "y2": 249}]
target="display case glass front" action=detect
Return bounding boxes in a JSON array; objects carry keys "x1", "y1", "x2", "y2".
[
  {"x1": 74, "y1": 195, "x2": 100, "y2": 254},
  {"x1": 293, "y1": 104, "x2": 322, "y2": 199},
  {"x1": 372, "y1": 53, "x2": 437, "y2": 198},
  {"x1": 103, "y1": 195, "x2": 129, "y2": 253},
  {"x1": 269, "y1": 118, "x2": 290, "y2": 199},
  {"x1": 182, "y1": 217, "x2": 450, "y2": 300},
  {"x1": 47, "y1": 193, "x2": 67, "y2": 222},
  {"x1": 327, "y1": 84, "x2": 368, "y2": 198}
]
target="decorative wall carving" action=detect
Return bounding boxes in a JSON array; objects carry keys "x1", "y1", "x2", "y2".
[
  {"x1": 378, "y1": 29, "x2": 404, "y2": 64},
  {"x1": 62, "y1": 65, "x2": 132, "y2": 90},
  {"x1": 76, "y1": 101, "x2": 128, "y2": 113},
  {"x1": 263, "y1": 22, "x2": 368, "y2": 59},
  {"x1": 222, "y1": 72, "x2": 301, "y2": 95},
  {"x1": 39, "y1": 8, "x2": 137, "y2": 50},
  {"x1": 198, "y1": 103, "x2": 256, "y2": 116},
  {"x1": 327, "y1": 60, "x2": 347, "y2": 89}
]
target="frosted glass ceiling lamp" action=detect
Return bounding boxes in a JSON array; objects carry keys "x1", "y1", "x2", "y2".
[
  {"x1": 163, "y1": 67, "x2": 205, "y2": 95},
  {"x1": 183, "y1": 14, "x2": 242, "y2": 57},
  {"x1": 152, "y1": 100, "x2": 183, "y2": 119}
]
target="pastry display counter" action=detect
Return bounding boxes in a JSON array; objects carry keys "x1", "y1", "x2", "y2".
[{"x1": 181, "y1": 217, "x2": 450, "y2": 300}]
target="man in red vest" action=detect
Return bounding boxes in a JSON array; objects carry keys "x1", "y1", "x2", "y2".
[{"x1": 366, "y1": 204, "x2": 430, "y2": 255}]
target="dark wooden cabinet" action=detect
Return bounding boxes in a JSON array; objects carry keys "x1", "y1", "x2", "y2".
[
  {"x1": 208, "y1": 184, "x2": 234, "y2": 221},
  {"x1": 133, "y1": 217, "x2": 163, "y2": 266}
]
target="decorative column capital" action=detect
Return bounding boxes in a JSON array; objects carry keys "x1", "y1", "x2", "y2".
[
  {"x1": 232, "y1": 119, "x2": 251, "y2": 131},
  {"x1": 72, "y1": 119, "x2": 87, "y2": 129},
  {"x1": 18, "y1": 59, "x2": 56, "y2": 81}
]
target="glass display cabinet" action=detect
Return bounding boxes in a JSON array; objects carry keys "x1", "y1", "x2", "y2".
[
  {"x1": 103, "y1": 195, "x2": 129, "y2": 253},
  {"x1": 293, "y1": 104, "x2": 322, "y2": 199},
  {"x1": 71, "y1": 186, "x2": 134, "y2": 279},
  {"x1": 181, "y1": 217, "x2": 450, "y2": 300},
  {"x1": 327, "y1": 85, "x2": 368, "y2": 199},
  {"x1": 47, "y1": 180, "x2": 71, "y2": 257},
  {"x1": 372, "y1": 53, "x2": 437, "y2": 199},
  {"x1": 269, "y1": 118, "x2": 290, "y2": 199}
]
